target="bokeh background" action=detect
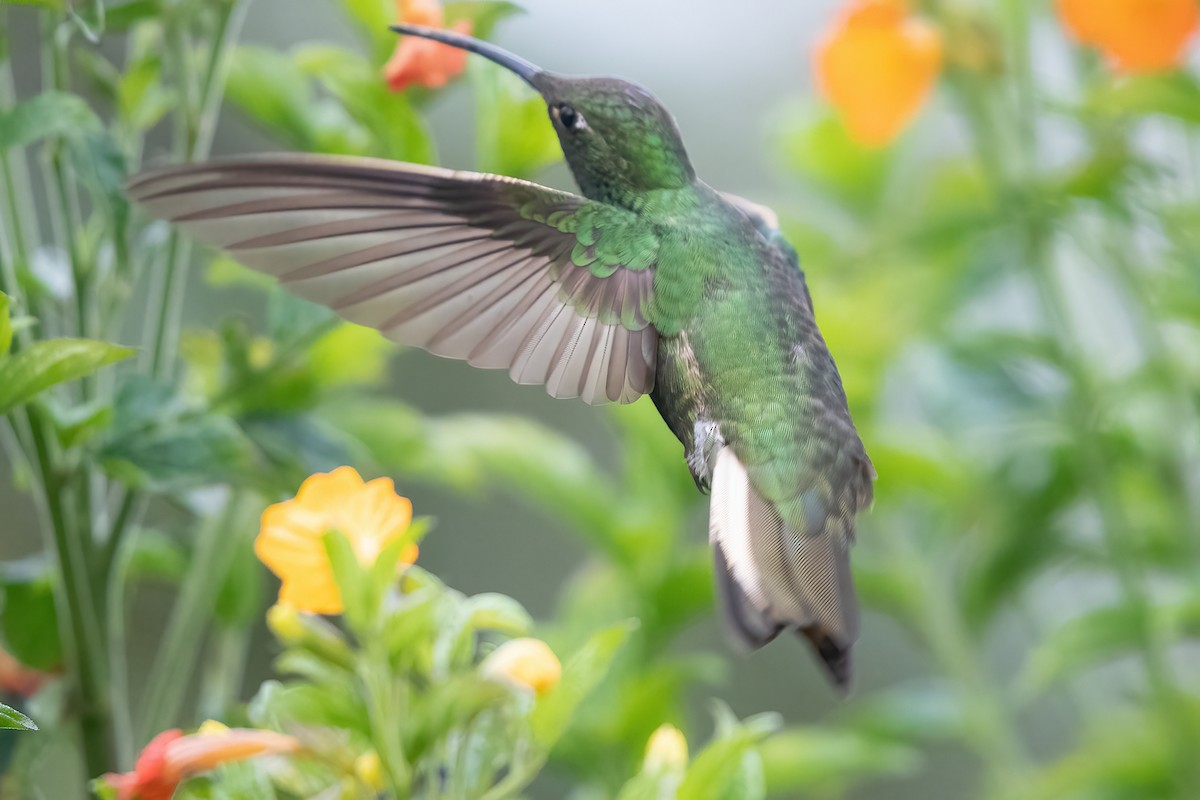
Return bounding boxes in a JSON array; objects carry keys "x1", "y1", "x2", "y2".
[{"x1": 2, "y1": 0, "x2": 1199, "y2": 798}]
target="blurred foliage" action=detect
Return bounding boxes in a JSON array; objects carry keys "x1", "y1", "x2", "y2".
[{"x1": 0, "y1": 0, "x2": 1198, "y2": 798}]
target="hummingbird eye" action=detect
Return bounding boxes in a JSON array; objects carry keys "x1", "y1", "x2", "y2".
[{"x1": 555, "y1": 103, "x2": 585, "y2": 131}]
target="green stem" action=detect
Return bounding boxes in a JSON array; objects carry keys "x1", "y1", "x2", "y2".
[
  {"x1": 954, "y1": 1, "x2": 1198, "y2": 790},
  {"x1": 28, "y1": 408, "x2": 112, "y2": 775},
  {"x1": 138, "y1": 493, "x2": 253, "y2": 741},
  {"x1": 361, "y1": 652, "x2": 413, "y2": 795},
  {"x1": 196, "y1": 625, "x2": 252, "y2": 724},
  {"x1": 885, "y1": 529, "x2": 1029, "y2": 788},
  {"x1": 106, "y1": 530, "x2": 137, "y2": 769}
]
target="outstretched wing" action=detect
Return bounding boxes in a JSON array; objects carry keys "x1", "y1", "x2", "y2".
[{"x1": 129, "y1": 154, "x2": 660, "y2": 404}]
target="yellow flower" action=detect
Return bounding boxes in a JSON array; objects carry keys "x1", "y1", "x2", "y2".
[
  {"x1": 255, "y1": 467, "x2": 417, "y2": 614},
  {"x1": 1058, "y1": 0, "x2": 1198, "y2": 74},
  {"x1": 481, "y1": 638, "x2": 562, "y2": 696},
  {"x1": 643, "y1": 724, "x2": 688, "y2": 772},
  {"x1": 815, "y1": 0, "x2": 943, "y2": 147}
]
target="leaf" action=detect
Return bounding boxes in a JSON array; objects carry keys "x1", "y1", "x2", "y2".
[
  {"x1": 67, "y1": 128, "x2": 129, "y2": 212},
  {"x1": 0, "y1": 702, "x2": 37, "y2": 731},
  {"x1": 125, "y1": 529, "x2": 188, "y2": 584},
  {"x1": 531, "y1": 620, "x2": 636, "y2": 750},
  {"x1": 758, "y1": 727, "x2": 920, "y2": 794},
  {"x1": 98, "y1": 376, "x2": 252, "y2": 490},
  {"x1": 103, "y1": 0, "x2": 161, "y2": 31},
  {"x1": 1085, "y1": 72, "x2": 1200, "y2": 125},
  {"x1": 839, "y1": 681, "x2": 965, "y2": 743},
  {"x1": 1, "y1": 574, "x2": 62, "y2": 671},
  {"x1": 1, "y1": 0, "x2": 63, "y2": 11},
  {"x1": 774, "y1": 103, "x2": 894, "y2": 216},
  {"x1": 307, "y1": 322, "x2": 393, "y2": 389},
  {"x1": 330, "y1": 401, "x2": 623, "y2": 556},
  {"x1": 1, "y1": 291, "x2": 11, "y2": 356},
  {"x1": 461, "y1": 592, "x2": 533, "y2": 636},
  {"x1": 291, "y1": 43, "x2": 433, "y2": 163},
  {"x1": 226, "y1": 46, "x2": 370, "y2": 155},
  {"x1": 1020, "y1": 596, "x2": 1200, "y2": 694},
  {"x1": 444, "y1": 2, "x2": 524, "y2": 43},
  {"x1": 0, "y1": 337, "x2": 134, "y2": 416},
  {"x1": 0, "y1": 91, "x2": 103, "y2": 151},
  {"x1": 677, "y1": 704, "x2": 778, "y2": 800},
  {"x1": 473, "y1": 61, "x2": 560, "y2": 179}
]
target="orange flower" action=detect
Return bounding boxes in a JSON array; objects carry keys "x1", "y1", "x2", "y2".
[
  {"x1": 815, "y1": 0, "x2": 943, "y2": 147},
  {"x1": 384, "y1": 0, "x2": 473, "y2": 91},
  {"x1": 102, "y1": 726, "x2": 301, "y2": 800},
  {"x1": 1058, "y1": 0, "x2": 1198, "y2": 74},
  {"x1": 256, "y1": 467, "x2": 417, "y2": 614}
]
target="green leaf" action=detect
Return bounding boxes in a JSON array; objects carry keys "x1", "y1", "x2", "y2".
[
  {"x1": 291, "y1": 43, "x2": 433, "y2": 163},
  {"x1": 1085, "y1": 72, "x2": 1200, "y2": 125},
  {"x1": 68, "y1": 128, "x2": 129, "y2": 212},
  {"x1": 125, "y1": 529, "x2": 188, "y2": 584},
  {"x1": 0, "y1": 337, "x2": 134, "y2": 416},
  {"x1": 0, "y1": 91, "x2": 103, "y2": 151},
  {"x1": 677, "y1": 704, "x2": 778, "y2": 800},
  {"x1": 472, "y1": 61, "x2": 560, "y2": 179},
  {"x1": 839, "y1": 681, "x2": 965, "y2": 743},
  {"x1": 103, "y1": 0, "x2": 161, "y2": 31},
  {"x1": 0, "y1": 702, "x2": 37, "y2": 731},
  {"x1": 1, "y1": 574, "x2": 62, "y2": 671},
  {"x1": 226, "y1": 46, "x2": 370, "y2": 155},
  {"x1": 444, "y1": 2, "x2": 523, "y2": 42},
  {"x1": 98, "y1": 376, "x2": 252, "y2": 490},
  {"x1": 531, "y1": 620, "x2": 636, "y2": 750},
  {"x1": 330, "y1": 402, "x2": 623, "y2": 557},
  {"x1": 774, "y1": 103, "x2": 894, "y2": 216},
  {"x1": 214, "y1": 529, "x2": 264, "y2": 627},
  {"x1": 1020, "y1": 596, "x2": 1200, "y2": 694},
  {"x1": 0, "y1": 291, "x2": 12, "y2": 356},
  {"x1": 1, "y1": 0, "x2": 63, "y2": 10},
  {"x1": 759, "y1": 727, "x2": 919, "y2": 794},
  {"x1": 462, "y1": 592, "x2": 533, "y2": 636}
]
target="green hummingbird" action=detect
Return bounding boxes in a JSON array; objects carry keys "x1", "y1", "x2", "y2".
[{"x1": 128, "y1": 24, "x2": 875, "y2": 689}]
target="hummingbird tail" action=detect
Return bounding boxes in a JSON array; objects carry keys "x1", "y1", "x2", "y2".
[{"x1": 708, "y1": 446, "x2": 859, "y2": 692}]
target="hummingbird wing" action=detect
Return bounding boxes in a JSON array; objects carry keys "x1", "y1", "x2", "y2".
[{"x1": 128, "y1": 154, "x2": 660, "y2": 404}]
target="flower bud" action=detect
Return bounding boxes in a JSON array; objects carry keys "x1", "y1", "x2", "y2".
[
  {"x1": 355, "y1": 750, "x2": 384, "y2": 792},
  {"x1": 481, "y1": 638, "x2": 562, "y2": 696},
  {"x1": 266, "y1": 603, "x2": 306, "y2": 645},
  {"x1": 643, "y1": 724, "x2": 688, "y2": 773}
]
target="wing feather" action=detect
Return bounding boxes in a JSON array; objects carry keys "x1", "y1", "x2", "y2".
[{"x1": 129, "y1": 154, "x2": 660, "y2": 405}]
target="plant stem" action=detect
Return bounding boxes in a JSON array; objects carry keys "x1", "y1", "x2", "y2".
[
  {"x1": 884, "y1": 528, "x2": 1029, "y2": 788},
  {"x1": 138, "y1": 493, "x2": 253, "y2": 741},
  {"x1": 959, "y1": 1, "x2": 1199, "y2": 791},
  {"x1": 28, "y1": 408, "x2": 112, "y2": 775},
  {"x1": 196, "y1": 624, "x2": 252, "y2": 724}
]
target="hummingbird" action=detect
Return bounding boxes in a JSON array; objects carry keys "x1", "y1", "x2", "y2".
[{"x1": 128, "y1": 25, "x2": 875, "y2": 689}]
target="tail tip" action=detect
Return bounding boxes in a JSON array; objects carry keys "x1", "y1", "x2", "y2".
[{"x1": 801, "y1": 627, "x2": 854, "y2": 695}]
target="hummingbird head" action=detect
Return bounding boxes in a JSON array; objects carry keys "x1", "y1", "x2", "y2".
[{"x1": 390, "y1": 25, "x2": 696, "y2": 207}]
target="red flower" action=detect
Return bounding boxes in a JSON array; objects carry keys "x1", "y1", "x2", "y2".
[
  {"x1": 103, "y1": 729, "x2": 184, "y2": 800},
  {"x1": 384, "y1": 0, "x2": 473, "y2": 91},
  {"x1": 102, "y1": 725, "x2": 301, "y2": 800}
]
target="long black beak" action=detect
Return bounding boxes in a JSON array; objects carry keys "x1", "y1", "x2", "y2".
[{"x1": 389, "y1": 24, "x2": 543, "y2": 89}]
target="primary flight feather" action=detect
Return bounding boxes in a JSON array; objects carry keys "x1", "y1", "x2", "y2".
[{"x1": 128, "y1": 25, "x2": 876, "y2": 690}]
